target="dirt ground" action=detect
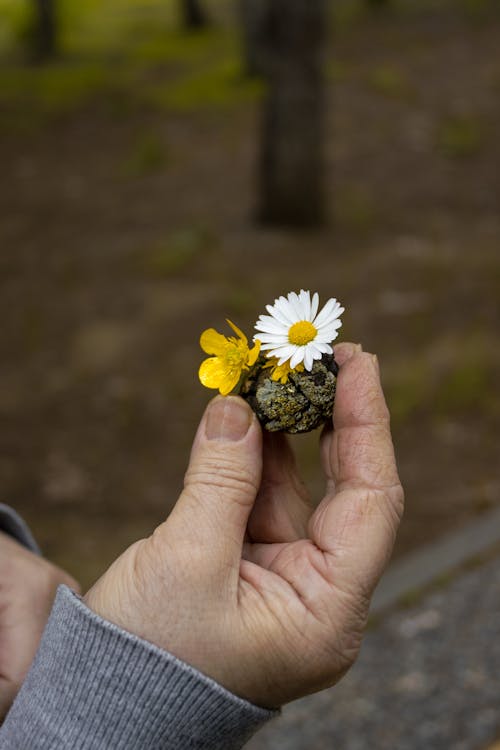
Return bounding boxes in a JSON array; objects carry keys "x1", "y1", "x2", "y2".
[{"x1": 1, "y1": 3, "x2": 499, "y2": 588}]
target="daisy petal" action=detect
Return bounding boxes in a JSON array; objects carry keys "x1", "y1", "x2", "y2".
[
  {"x1": 312, "y1": 297, "x2": 339, "y2": 328},
  {"x1": 270, "y1": 299, "x2": 295, "y2": 325},
  {"x1": 317, "y1": 317, "x2": 343, "y2": 333},
  {"x1": 299, "y1": 289, "x2": 312, "y2": 320},
  {"x1": 269, "y1": 344, "x2": 295, "y2": 360},
  {"x1": 288, "y1": 291, "x2": 304, "y2": 320},
  {"x1": 313, "y1": 342, "x2": 333, "y2": 355},
  {"x1": 314, "y1": 324, "x2": 342, "y2": 341},
  {"x1": 278, "y1": 296, "x2": 300, "y2": 325},
  {"x1": 310, "y1": 345, "x2": 325, "y2": 361},
  {"x1": 254, "y1": 318, "x2": 286, "y2": 335},
  {"x1": 315, "y1": 327, "x2": 341, "y2": 344},
  {"x1": 259, "y1": 342, "x2": 283, "y2": 351},
  {"x1": 290, "y1": 348, "x2": 304, "y2": 369},
  {"x1": 276, "y1": 345, "x2": 297, "y2": 369},
  {"x1": 313, "y1": 333, "x2": 330, "y2": 345},
  {"x1": 303, "y1": 347, "x2": 313, "y2": 371},
  {"x1": 253, "y1": 333, "x2": 289, "y2": 344},
  {"x1": 310, "y1": 292, "x2": 319, "y2": 320}
]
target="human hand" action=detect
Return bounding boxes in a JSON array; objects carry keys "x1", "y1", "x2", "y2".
[
  {"x1": 0, "y1": 532, "x2": 80, "y2": 720},
  {"x1": 84, "y1": 344, "x2": 404, "y2": 708}
]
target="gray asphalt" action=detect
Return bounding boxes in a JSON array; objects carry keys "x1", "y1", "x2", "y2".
[{"x1": 246, "y1": 550, "x2": 500, "y2": 750}]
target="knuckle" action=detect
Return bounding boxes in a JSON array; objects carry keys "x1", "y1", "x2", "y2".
[
  {"x1": 30, "y1": 555, "x2": 80, "y2": 596},
  {"x1": 185, "y1": 455, "x2": 259, "y2": 505},
  {"x1": 38, "y1": 562, "x2": 63, "y2": 594}
]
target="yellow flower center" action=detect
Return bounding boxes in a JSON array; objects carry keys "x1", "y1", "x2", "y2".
[
  {"x1": 288, "y1": 320, "x2": 317, "y2": 346},
  {"x1": 225, "y1": 343, "x2": 246, "y2": 367}
]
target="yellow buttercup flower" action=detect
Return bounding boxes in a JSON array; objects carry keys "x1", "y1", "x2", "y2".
[
  {"x1": 199, "y1": 319, "x2": 261, "y2": 396},
  {"x1": 263, "y1": 358, "x2": 304, "y2": 385}
]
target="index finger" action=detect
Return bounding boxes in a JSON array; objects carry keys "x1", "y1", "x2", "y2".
[{"x1": 310, "y1": 349, "x2": 404, "y2": 596}]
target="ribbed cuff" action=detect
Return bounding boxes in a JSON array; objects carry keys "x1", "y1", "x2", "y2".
[
  {"x1": 0, "y1": 585, "x2": 276, "y2": 749},
  {"x1": 0, "y1": 503, "x2": 41, "y2": 555}
]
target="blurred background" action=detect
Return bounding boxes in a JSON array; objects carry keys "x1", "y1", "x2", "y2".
[{"x1": 0, "y1": 0, "x2": 499, "y2": 728}]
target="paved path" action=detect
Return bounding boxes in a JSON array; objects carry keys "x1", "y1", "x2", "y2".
[{"x1": 246, "y1": 545, "x2": 500, "y2": 750}]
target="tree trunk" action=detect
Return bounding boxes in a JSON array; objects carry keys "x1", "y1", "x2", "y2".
[
  {"x1": 181, "y1": 0, "x2": 208, "y2": 29},
  {"x1": 32, "y1": 0, "x2": 57, "y2": 61},
  {"x1": 258, "y1": 0, "x2": 327, "y2": 227},
  {"x1": 238, "y1": 0, "x2": 268, "y2": 78}
]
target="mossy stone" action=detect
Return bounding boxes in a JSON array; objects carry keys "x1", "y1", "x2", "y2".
[{"x1": 241, "y1": 354, "x2": 338, "y2": 434}]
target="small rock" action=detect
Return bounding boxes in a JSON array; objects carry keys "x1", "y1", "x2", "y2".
[{"x1": 242, "y1": 354, "x2": 338, "y2": 434}]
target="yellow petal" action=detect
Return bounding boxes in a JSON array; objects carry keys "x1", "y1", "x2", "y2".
[
  {"x1": 226, "y1": 319, "x2": 248, "y2": 346},
  {"x1": 247, "y1": 340, "x2": 261, "y2": 366},
  {"x1": 218, "y1": 369, "x2": 241, "y2": 396},
  {"x1": 200, "y1": 328, "x2": 229, "y2": 356},
  {"x1": 199, "y1": 358, "x2": 242, "y2": 395},
  {"x1": 270, "y1": 368, "x2": 285, "y2": 383},
  {"x1": 199, "y1": 357, "x2": 227, "y2": 389}
]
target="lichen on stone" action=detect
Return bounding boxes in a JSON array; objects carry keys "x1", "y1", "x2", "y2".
[{"x1": 241, "y1": 353, "x2": 338, "y2": 434}]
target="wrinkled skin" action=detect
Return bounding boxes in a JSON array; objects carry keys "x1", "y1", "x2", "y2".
[
  {"x1": 85, "y1": 344, "x2": 404, "y2": 708},
  {"x1": 0, "y1": 533, "x2": 79, "y2": 721}
]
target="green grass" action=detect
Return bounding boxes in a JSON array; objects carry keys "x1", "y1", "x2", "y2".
[
  {"x1": 459, "y1": 0, "x2": 491, "y2": 18},
  {"x1": 139, "y1": 227, "x2": 212, "y2": 277},
  {"x1": 224, "y1": 287, "x2": 257, "y2": 316},
  {"x1": 386, "y1": 333, "x2": 499, "y2": 427},
  {"x1": 368, "y1": 64, "x2": 413, "y2": 100},
  {"x1": 327, "y1": 59, "x2": 352, "y2": 84},
  {"x1": 122, "y1": 131, "x2": 169, "y2": 177},
  {"x1": 386, "y1": 358, "x2": 430, "y2": 426},
  {"x1": 0, "y1": 0, "x2": 258, "y2": 128},
  {"x1": 330, "y1": 0, "x2": 364, "y2": 30},
  {"x1": 0, "y1": 0, "x2": 178, "y2": 59},
  {"x1": 434, "y1": 357, "x2": 494, "y2": 414},
  {"x1": 438, "y1": 115, "x2": 483, "y2": 158},
  {"x1": 334, "y1": 184, "x2": 378, "y2": 231},
  {"x1": 1, "y1": 0, "x2": 495, "y2": 131},
  {"x1": 0, "y1": 62, "x2": 122, "y2": 132},
  {"x1": 147, "y1": 58, "x2": 264, "y2": 112}
]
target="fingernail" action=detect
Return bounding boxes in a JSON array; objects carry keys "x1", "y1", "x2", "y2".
[
  {"x1": 355, "y1": 343, "x2": 363, "y2": 352},
  {"x1": 371, "y1": 354, "x2": 380, "y2": 373},
  {"x1": 206, "y1": 397, "x2": 251, "y2": 442}
]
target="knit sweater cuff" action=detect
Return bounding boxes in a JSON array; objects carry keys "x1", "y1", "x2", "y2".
[
  {"x1": 0, "y1": 503, "x2": 41, "y2": 554},
  {"x1": 1, "y1": 585, "x2": 276, "y2": 749}
]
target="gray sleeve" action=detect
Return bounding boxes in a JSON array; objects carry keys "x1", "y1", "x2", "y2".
[
  {"x1": 0, "y1": 503, "x2": 41, "y2": 555},
  {"x1": 0, "y1": 585, "x2": 276, "y2": 749}
]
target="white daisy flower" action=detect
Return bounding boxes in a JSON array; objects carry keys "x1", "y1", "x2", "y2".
[{"x1": 254, "y1": 290, "x2": 344, "y2": 372}]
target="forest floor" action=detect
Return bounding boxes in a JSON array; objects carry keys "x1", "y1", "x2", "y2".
[{"x1": 1, "y1": 0, "x2": 499, "y2": 587}]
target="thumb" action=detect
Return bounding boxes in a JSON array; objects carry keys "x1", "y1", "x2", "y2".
[{"x1": 168, "y1": 396, "x2": 263, "y2": 570}]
